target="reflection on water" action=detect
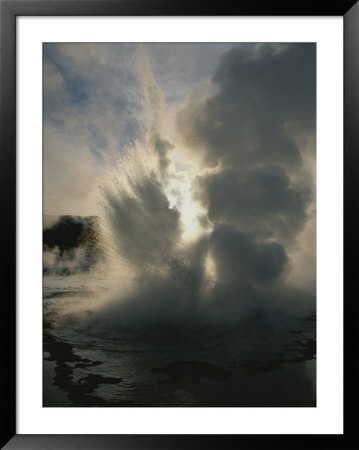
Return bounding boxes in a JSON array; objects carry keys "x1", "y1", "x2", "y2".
[{"x1": 43, "y1": 274, "x2": 316, "y2": 407}]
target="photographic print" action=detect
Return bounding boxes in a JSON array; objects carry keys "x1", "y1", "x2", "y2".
[{"x1": 43, "y1": 42, "x2": 316, "y2": 407}]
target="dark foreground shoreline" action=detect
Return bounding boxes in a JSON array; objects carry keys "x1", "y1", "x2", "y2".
[{"x1": 43, "y1": 314, "x2": 316, "y2": 408}]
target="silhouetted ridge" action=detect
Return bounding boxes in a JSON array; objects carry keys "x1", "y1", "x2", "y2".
[
  {"x1": 44, "y1": 216, "x2": 87, "y2": 252},
  {"x1": 43, "y1": 215, "x2": 103, "y2": 274}
]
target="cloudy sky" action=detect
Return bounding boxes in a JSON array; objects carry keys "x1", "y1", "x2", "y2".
[
  {"x1": 44, "y1": 43, "x2": 316, "y2": 321},
  {"x1": 43, "y1": 43, "x2": 236, "y2": 216}
]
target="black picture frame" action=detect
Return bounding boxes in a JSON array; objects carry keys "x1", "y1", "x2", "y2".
[{"x1": 1, "y1": 1, "x2": 357, "y2": 448}]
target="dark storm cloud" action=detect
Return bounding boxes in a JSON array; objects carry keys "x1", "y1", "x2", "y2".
[
  {"x1": 177, "y1": 43, "x2": 316, "y2": 169},
  {"x1": 194, "y1": 165, "x2": 312, "y2": 240},
  {"x1": 177, "y1": 43, "x2": 315, "y2": 244},
  {"x1": 187, "y1": 224, "x2": 289, "y2": 322},
  {"x1": 168, "y1": 43, "x2": 316, "y2": 321},
  {"x1": 210, "y1": 224, "x2": 288, "y2": 283}
]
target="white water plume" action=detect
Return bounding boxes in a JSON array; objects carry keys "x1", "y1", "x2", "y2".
[{"x1": 64, "y1": 45, "x2": 315, "y2": 329}]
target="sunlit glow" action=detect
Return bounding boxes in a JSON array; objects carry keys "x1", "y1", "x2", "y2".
[
  {"x1": 204, "y1": 253, "x2": 217, "y2": 286},
  {"x1": 165, "y1": 169, "x2": 208, "y2": 242}
]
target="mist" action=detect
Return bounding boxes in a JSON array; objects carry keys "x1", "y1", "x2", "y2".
[
  {"x1": 53, "y1": 44, "x2": 317, "y2": 334},
  {"x1": 43, "y1": 43, "x2": 317, "y2": 408}
]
